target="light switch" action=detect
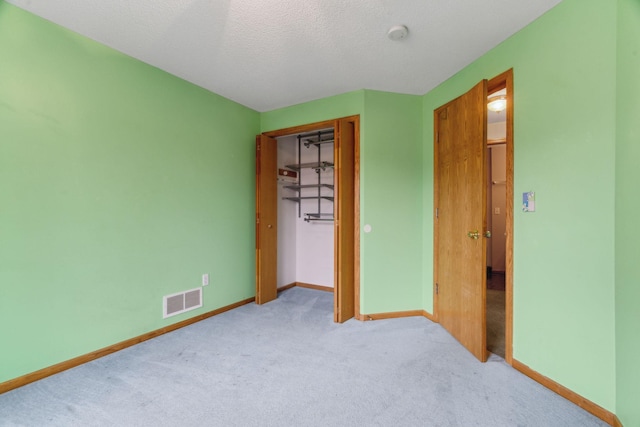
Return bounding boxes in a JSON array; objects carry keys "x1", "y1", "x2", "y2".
[
  {"x1": 494, "y1": 207, "x2": 500, "y2": 215},
  {"x1": 523, "y1": 191, "x2": 536, "y2": 212}
]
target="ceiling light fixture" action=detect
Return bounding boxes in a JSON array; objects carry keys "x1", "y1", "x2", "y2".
[
  {"x1": 487, "y1": 95, "x2": 507, "y2": 113},
  {"x1": 387, "y1": 25, "x2": 409, "y2": 41}
]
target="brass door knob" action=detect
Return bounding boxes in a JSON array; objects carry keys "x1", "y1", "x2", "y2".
[{"x1": 467, "y1": 230, "x2": 480, "y2": 239}]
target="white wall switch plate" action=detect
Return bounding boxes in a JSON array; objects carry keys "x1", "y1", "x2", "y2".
[
  {"x1": 202, "y1": 273, "x2": 209, "y2": 286},
  {"x1": 523, "y1": 191, "x2": 535, "y2": 212}
]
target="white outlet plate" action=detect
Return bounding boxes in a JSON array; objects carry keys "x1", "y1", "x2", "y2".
[{"x1": 202, "y1": 273, "x2": 209, "y2": 286}]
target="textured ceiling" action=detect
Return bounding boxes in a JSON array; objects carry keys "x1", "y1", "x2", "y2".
[{"x1": 6, "y1": 0, "x2": 562, "y2": 112}]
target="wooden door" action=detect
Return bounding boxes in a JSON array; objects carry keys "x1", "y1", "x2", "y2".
[
  {"x1": 334, "y1": 118, "x2": 356, "y2": 322},
  {"x1": 255, "y1": 134, "x2": 278, "y2": 304},
  {"x1": 434, "y1": 80, "x2": 488, "y2": 362}
]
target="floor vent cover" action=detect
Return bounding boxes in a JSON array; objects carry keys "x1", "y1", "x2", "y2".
[{"x1": 163, "y1": 287, "x2": 202, "y2": 318}]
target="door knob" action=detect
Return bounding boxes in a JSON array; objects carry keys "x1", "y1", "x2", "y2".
[
  {"x1": 484, "y1": 231, "x2": 491, "y2": 238},
  {"x1": 267, "y1": 224, "x2": 273, "y2": 229},
  {"x1": 467, "y1": 230, "x2": 480, "y2": 239}
]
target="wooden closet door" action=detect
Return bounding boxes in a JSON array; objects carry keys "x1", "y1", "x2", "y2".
[
  {"x1": 255, "y1": 134, "x2": 278, "y2": 305},
  {"x1": 334, "y1": 118, "x2": 356, "y2": 322}
]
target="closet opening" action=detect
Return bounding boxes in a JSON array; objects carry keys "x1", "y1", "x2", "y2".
[
  {"x1": 277, "y1": 129, "x2": 336, "y2": 294},
  {"x1": 256, "y1": 116, "x2": 360, "y2": 323}
]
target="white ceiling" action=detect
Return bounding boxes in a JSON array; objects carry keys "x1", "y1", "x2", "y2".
[{"x1": 6, "y1": 0, "x2": 562, "y2": 112}]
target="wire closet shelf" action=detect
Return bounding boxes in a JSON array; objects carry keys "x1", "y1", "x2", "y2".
[{"x1": 282, "y1": 130, "x2": 334, "y2": 222}]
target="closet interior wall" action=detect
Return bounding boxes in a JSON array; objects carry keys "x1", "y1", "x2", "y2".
[{"x1": 277, "y1": 132, "x2": 335, "y2": 290}]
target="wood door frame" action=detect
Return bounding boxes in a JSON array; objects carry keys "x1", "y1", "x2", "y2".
[
  {"x1": 488, "y1": 69, "x2": 514, "y2": 365},
  {"x1": 260, "y1": 115, "x2": 361, "y2": 321},
  {"x1": 433, "y1": 69, "x2": 514, "y2": 364}
]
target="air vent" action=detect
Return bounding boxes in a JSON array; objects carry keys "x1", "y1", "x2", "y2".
[{"x1": 163, "y1": 287, "x2": 202, "y2": 318}]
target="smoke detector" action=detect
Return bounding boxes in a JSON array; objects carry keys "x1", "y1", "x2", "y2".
[{"x1": 387, "y1": 25, "x2": 409, "y2": 41}]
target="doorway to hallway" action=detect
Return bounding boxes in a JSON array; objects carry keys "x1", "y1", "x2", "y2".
[{"x1": 433, "y1": 69, "x2": 514, "y2": 363}]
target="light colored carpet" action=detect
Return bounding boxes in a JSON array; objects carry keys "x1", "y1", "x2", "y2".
[{"x1": 0, "y1": 287, "x2": 607, "y2": 426}]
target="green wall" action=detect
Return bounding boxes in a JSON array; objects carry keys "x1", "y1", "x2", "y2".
[
  {"x1": 262, "y1": 90, "x2": 424, "y2": 315},
  {"x1": 422, "y1": 0, "x2": 617, "y2": 411},
  {"x1": 359, "y1": 91, "x2": 423, "y2": 313},
  {"x1": 260, "y1": 91, "x2": 364, "y2": 132},
  {"x1": 0, "y1": 3, "x2": 260, "y2": 383},
  {"x1": 615, "y1": 0, "x2": 640, "y2": 424}
]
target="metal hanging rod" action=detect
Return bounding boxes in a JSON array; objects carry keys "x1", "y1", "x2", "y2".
[
  {"x1": 304, "y1": 213, "x2": 334, "y2": 222},
  {"x1": 297, "y1": 129, "x2": 334, "y2": 139},
  {"x1": 302, "y1": 130, "x2": 335, "y2": 148},
  {"x1": 303, "y1": 138, "x2": 334, "y2": 148}
]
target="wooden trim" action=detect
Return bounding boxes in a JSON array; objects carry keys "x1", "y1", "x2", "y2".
[
  {"x1": 361, "y1": 309, "x2": 445, "y2": 324},
  {"x1": 422, "y1": 310, "x2": 437, "y2": 322},
  {"x1": 613, "y1": 415, "x2": 624, "y2": 427},
  {"x1": 487, "y1": 69, "x2": 514, "y2": 365},
  {"x1": 277, "y1": 283, "x2": 297, "y2": 292},
  {"x1": 505, "y1": 69, "x2": 514, "y2": 366},
  {"x1": 512, "y1": 359, "x2": 619, "y2": 426},
  {"x1": 295, "y1": 282, "x2": 334, "y2": 293},
  {"x1": 0, "y1": 296, "x2": 255, "y2": 395},
  {"x1": 262, "y1": 116, "x2": 359, "y2": 139},
  {"x1": 487, "y1": 138, "x2": 506, "y2": 145},
  {"x1": 361, "y1": 310, "x2": 424, "y2": 321},
  {"x1": 432, "y1": 107, "x2": 440, "y2": 322},
  {"x1": 487, "y1": 72, "x2": 507, "y2": 94},
  {"x1": 353, "y1": 116, "x2": 361, "y2": 320}
]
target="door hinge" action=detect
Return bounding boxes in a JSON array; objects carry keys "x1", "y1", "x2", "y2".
[
  {"x1": 435, "y1": 207, "x2": 439, "y2": 219},
  {"x1": 435, "y1": 283, "x2": 439, "y2": 295},
  {"x1": 436, "y1": 132, "x2": 439, "y2": 144}
]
